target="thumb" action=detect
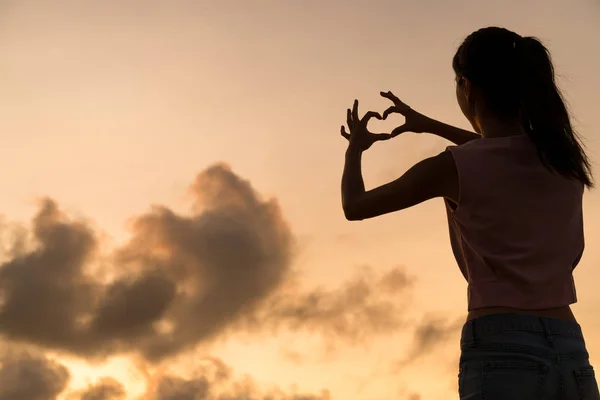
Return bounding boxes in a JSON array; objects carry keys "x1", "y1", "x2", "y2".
[
  {"x1": 382, "y1": 106, "x2": 396, "y2": 120},
  {"x1": 371, "y1": 133, "x2": 393, "y2": 141},
  {"x1": 391, "y1": 124, "x2": 410, "y2": 137}
]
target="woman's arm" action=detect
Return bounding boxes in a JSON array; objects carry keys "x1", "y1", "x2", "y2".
[
  {"x1": 342, "y1": 143, "x2": 459, "y2": 221},
  {"x1": 423, "y1": 118, "x2": 480, "y2": 146}
]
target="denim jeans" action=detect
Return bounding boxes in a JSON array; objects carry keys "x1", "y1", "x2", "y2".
[{"x1": 459, "y1": 313, "x2": 600, "y2": 399}]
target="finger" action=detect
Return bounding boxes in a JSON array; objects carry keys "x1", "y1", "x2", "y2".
[
  {"x1": 371, "y1": 133, "x2": 393, "y2": 141},
  {"x1": 361, "y1": 111, "x2": 383, "y2": 125},
  {"x1": 381, "y1": 91, "x2": 411, "y2": 113},
  {"x1": 382, "y1": 106, "x2": 398, "y2": 120},
  {"x1": 347, "y1": 108, "x2": 353, "y2": 129},
  {"x1": 340, "y1": 125, "x2": 351, "y2": 140},
  {"x1": 380, "y1": 90, "x2": 402, "y2": 104},
  {"x1": 352, "y1": 99, "x2": 359, "y2": 122},
  {"x1": 391, "y1": 125, "x2": 409, "y2": 137}
]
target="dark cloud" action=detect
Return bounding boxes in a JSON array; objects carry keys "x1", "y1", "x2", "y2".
[
  {"x1": 151, "y1": 374, "x2": 211, "y2": 400},
  {"x1": 411, "y1": 315, "x2": 464, "y2": 354},
  {"x1": 0, "y1": 350, "x2": 70, "y2": 400},
  {"x1": 393, "y1": 314, "x2": 464, "y2": 370},
  {"x1": 0, "y1": 351, "x2": 332, "y2": 400},
  {"x1": 0, "y1": 199, "x2": 100, "y2": 354},
  {"x1": 254, "y1": 266, "x2": 414, "y2": 343},
  {"x1": 145, "y1": 357, "x2": 331, "y2": 400},
  {"x1": 76, "y1": 378, "x2": 126, "y2": 400},
  {"x1": 0, "y1": 164, "x2": 412, "y2": 364},
  {"x1": 0, "y1": 164, "x2": 292, "y2": 361}
]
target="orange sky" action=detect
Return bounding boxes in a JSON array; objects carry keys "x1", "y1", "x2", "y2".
[{"x1": 0, "y1": 1, "x2": 599, "y2": 399}]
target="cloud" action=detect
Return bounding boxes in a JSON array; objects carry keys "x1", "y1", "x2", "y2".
[
  {"x1": 392, "y1": 314, "x2": 464, "y2": 370},
  {"x1": 0, "y1": 164, "x2": 412, "y2": 364},
  {"x1": 0, "y1": 199, "x2": 102, "y2": 354},
  {"x1": 144, "y1": 357, "x2": 331, "y2": 400},
  {"x1": 410, "y1": 315, "x2": 463, "y2": 355},
  {"x1": 0, "y1": 349, "x2": 70, "y2": 400},
  {"x1": 254, "y1": 265, "x2": 414, "y2": 343},
  {"x1": 75, "y1": 378, "x2": 126, "y2": 400},
  {"x1": 0, "y1": 164, "x2": 293, "y2": 362},
  {"x1": 0, "y1": 350, "x2": 332, "y2": 400}
]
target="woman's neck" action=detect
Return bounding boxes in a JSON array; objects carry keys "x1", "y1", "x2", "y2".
[{"x1": 476, "y1": 112, "x2": 526, "y2": 139}]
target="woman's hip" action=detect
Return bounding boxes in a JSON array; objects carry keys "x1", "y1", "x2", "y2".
[
  {"x1": 460, "y1": 312, "x2": 585, "y2": 351},
  {"x1": 457, "y1": 313, "x2": 599, "y2": 399}
]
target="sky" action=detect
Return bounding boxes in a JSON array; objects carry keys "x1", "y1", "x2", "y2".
[{"x1": 0, "y1": 0, "x2": 599, "y2": 399}]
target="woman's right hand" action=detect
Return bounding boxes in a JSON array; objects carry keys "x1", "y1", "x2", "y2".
[{"x1": 381, "y1": 91, "x2": 435, "y2": 137}]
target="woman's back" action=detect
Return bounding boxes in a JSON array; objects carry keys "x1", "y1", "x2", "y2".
[{"x1": 446, "y1": 134, "x2": 585, "y2": 311}]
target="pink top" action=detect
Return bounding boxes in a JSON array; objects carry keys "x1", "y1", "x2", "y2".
[{"x1": 445, "y1": 134, "x2": 585, "y2": 311}]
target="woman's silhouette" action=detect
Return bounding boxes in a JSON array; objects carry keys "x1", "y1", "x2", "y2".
[{"x1": 340, "y1": 26, "x2": 599, "y2": 399}]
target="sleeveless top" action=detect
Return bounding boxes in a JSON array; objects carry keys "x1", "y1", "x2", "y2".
[{"x1": 445, "y1": 134, "x2": 584, "y2": 311}]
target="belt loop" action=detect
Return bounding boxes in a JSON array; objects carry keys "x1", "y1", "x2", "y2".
[{"x1": 540, "y1": 317, "x2": 554, "y2": 347}]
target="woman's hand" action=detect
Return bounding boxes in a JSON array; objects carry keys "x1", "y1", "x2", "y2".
[
  {"x1": 381, "y1": 91, "x2": 435, "y2": 136},
  {"x1": 341, "y1": 99, "x2": 392, "y2": 151}
]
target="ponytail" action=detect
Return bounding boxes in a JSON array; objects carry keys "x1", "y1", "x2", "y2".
[{"x1": 516, "y1": 37, "x2": 594, "y2": 188}]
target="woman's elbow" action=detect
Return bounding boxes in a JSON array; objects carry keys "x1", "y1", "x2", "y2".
[{"x1": 343, "y1": 207, "x2": 363, "y2": 221}]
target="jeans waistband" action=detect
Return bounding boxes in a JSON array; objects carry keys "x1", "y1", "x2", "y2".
[{"x1": 461, "y1": 313, "x2": 584, "y2": 345}]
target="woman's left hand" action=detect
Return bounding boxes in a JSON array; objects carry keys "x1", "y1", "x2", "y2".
[{"x1": 341, "y1": 99, "x2": 392, "y2": 151}]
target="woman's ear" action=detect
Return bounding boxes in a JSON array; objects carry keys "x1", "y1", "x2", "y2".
[{"x1": 463, "y1": 77, "x2": 472, "y2": 104}]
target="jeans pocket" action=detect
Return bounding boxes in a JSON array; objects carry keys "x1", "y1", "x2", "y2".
[
  {"x1": 575, "y1": 366, "x2": 600, "y2": 400},
  {"x1": 481, "y1": 361, "x2": 548, "y2": 400}
]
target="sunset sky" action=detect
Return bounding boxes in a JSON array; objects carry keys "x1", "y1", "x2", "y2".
[{"x1": 0, "y1": 1, "x2": 599, "y2": 399}]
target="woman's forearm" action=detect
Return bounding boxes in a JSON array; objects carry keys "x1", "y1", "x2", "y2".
[
  {"x1": 423, "y1": 119, "x2": 480, "y2": 145},
  {"x1": 341, "y1": 143, "x2": 365, "y2": 220}
]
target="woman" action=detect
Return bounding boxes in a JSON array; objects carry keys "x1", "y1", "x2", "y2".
[{"x1": 340, "y1": 27, "x2": 599, "y2": 399}]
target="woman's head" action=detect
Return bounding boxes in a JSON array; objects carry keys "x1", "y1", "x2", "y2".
[{"x1": 453, "y1": 27, "x2": 594, "y2": 188}]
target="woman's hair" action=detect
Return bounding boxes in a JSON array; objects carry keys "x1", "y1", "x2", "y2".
[{"x1": 452, "y1": 26, "x2": 594, "y2": 188}]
